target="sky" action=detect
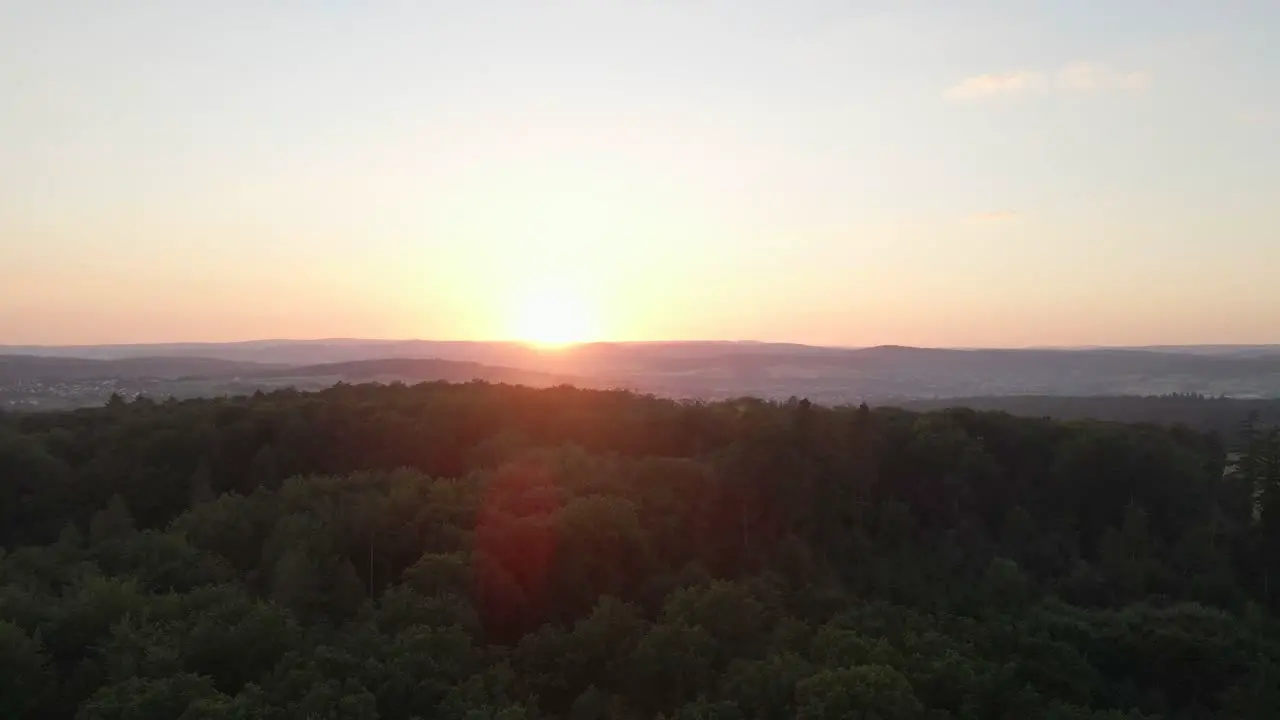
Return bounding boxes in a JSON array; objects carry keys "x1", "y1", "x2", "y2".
[{"x1": 3, "y1": 0, "x2": 1279, "y2": 348}]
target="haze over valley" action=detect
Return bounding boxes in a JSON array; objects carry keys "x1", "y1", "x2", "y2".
[{"x1": 4, "y1": 339, "x2": 1280, "y2": 411}]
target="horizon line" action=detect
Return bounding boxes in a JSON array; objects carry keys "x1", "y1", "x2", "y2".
[{"x1": 3, "y1": 338, "x2": 1280, "y2": 353}]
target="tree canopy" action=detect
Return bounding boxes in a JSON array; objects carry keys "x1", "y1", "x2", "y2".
[{"x1": 2, "y1": 381, "x2": 1279, "y2": 718}]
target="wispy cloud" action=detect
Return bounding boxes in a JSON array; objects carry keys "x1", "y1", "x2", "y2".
[
  {"x1": 970, "y1": 211, "x2": 1018, "y2": 222},
  {"x1": 944, "y1": 72, "x2": 1045, "y2": 101},
  {"x1": 1056, "y1": 63, "x2": 1150, "y2": 91},
  {"x1": 1240, "y1": 110, "x2": 1272, "y2": 126},
  {"x1": 946, "y1": 63, "x2": 1149, "y2": 100}
]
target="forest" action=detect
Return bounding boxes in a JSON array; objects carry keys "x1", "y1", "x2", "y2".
[
  {"x1": 3, "y1": 381, "x2": 1280, "y2": 719},
  {"x1": 900, "y1": 394, "x2": 1280, "y2": 441}
]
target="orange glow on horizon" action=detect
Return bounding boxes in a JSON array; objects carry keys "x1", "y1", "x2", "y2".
[{"x1": 507, "y1": 281, "x2": 601, "y2": 348}]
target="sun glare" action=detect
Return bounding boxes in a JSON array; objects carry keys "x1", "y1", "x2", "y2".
[{"x1": 510, "y1": 287, "x2": 598, "y2": 348}]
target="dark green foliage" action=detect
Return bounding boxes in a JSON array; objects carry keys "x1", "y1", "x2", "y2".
[
  {"x1": 795, "y1": 665, "x2": 924, "y2": 720},
  {"x1": 1, "y1": 382, "x2": 1280, "y2": 718},
  {"x1": 0, "y1": 619, "x2": 55, "y2": 719}
]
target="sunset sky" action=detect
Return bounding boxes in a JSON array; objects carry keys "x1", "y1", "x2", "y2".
[{"x1": 3, "y1": 1, "x2": 1278, "y2": 347}]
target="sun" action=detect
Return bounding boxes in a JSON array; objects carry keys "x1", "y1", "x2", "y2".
[{"x1": 509, "y1": 287, "x2": 598, "y2": 348}]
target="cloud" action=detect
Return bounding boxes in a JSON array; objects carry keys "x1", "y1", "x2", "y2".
[
  {"x1": 946, "y1": 63, "x2": 1150, "y2": 101},
  {"x1": 944, "y1": 72, "x2": 1045, "y2": 100},
  {"x1": 1056, "y1": 63, "x2": 1150, "y2": 91},
  {"x1": 1240, "y1": 110, "x2": 1271, "y2": 126},
  {"x1": 970, "y1": 211, "x2": 1018, "y2": 222}
]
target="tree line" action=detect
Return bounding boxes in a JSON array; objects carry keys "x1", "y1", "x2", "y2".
[
  {"x1": 2, "y1": 381, "x2": 1280, "y2": 718},
  {"x1": 902, "y1": 394, "x2": 1280, "y2": 440}
]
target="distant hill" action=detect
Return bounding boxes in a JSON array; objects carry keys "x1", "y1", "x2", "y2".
[
  {"x1": 279, "y1": 358, "x2": 592, "y2": 387},
  {"x1": 0, "y1": 354, "x2": 603, "y2": 410},
  {"x1": 575, "y1": 344, "x2": 1280, "y2": 401},
  {"x1": 4, "y1": 340, "x2": 1280, "y2": 404},
  {"x1": 0, "y1": 355, "x2": 276, "y2": 381},
  {"x1": 0, "y1": 339, "x2": 854, "y2": 367},
  {"x1": 1117, "y1": 344, "x2": 1280, "y2": 358},
  {"x1": 0, "y1": 340, "x2": 544, "y2": 366}
]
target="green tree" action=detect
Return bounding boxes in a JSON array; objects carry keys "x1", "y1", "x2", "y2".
[
  {"x1": 76, "y1": 674, "x2": 222, "y2": 720},
  {"x1": 721, "y1": 653, "x2": 814, "y2": 720},
  {"x1": 629, "y1": 622, "x2": 717, "y2": 712},
  {"x1": 89, "y1": 495, "x2": 135, "y2": 547},
  {"x1": 795, "y1": 665, "x2": 924, "y2": 720},
  {"x1": 666, "y1": 698, "x2": 745, "y2": 720},
  {"x1": 0, "y1": 620, "x2": 55, "y2": 719},
  {"x1": 246, "y1": 445, "x2": 279, "y2": 490},
  {"x1": 189, "y1": 461, "x2": 215, "y2": 507}
]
